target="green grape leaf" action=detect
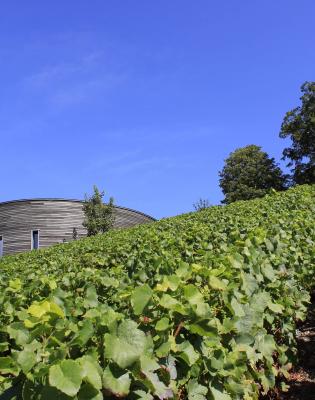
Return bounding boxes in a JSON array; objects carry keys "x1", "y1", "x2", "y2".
[
  {"x1": 267, "y1": 302, "x2": 284, "y2": 314},
  {"x1": 210, "y1": 386, "x2": 232, "y2": 400},
  {"x1": 230, "y1": 297, "x2": 245, "y2": 317},
  {"x1": 144, "y1": 371, "x2": 173, "y2": 399},
  {"x1": 0, "y1": 356, "x2": 19, "y2": 375},
  {"x1": 134, "y1": 390, "x2": 154, "y2": 399},
  {"x1": 7, "y1": 322, "x2": 30, "y2": 345},
  {"x1": 184, "y1": 285, "x2": 204, "y2": 305},
  {"x1": 104, "y1": 320, "x2": 147, "y2": 368},
  {"x1": 103, "y1": 365, "x2": 131, "y2": 397},
  {"x1": 209, "y1": 275, "x2": 227, "y2": 291},
  {"x1": 140, "y1": 354, "x2": 160, "y2": 373},
  {"x1": 9, "y1": 278, "x2": 22, "y2": 291},
  {"x1": 28, "y1": 300, "x2": 64, "y2": 318},
  {"x1": 255, "y1": 334, "x2": 276, "y2": 360},
  {"x1": 84, "y1": 285, "x2": 99, "y2": 308},
  {"x1": 72, "y1": 319, "x2": 94, "y2": 346},
  {"x1": 155, "y1": 317, "x2": 170, "y2": 331},
  {"x1": 131, "y1": 284, "x2": 152, "y2": 315},
  {"x1": 177, "y1": 341, "x2": 199, "y2": 366},
  {"x1": 159, "y1": 294, "x2": 180, "y2": 309},
  {"x1": 262, "y1": 263, "x2": 276, "y2": 281},
  {"x1": 78, "y1": 383, "x2": 103, "y2": 400},
  {"x1": 157, "y1": 275, "x2": 181, "y2": 291},
  {"x1": 187, "y1": 379, "x2": 208, "y2": 400},
  {"x1": 16, "y1": 347, "x2": 37, "y2": 373},
  {"x1": 49, "y1": 360, "x2": 83, "y2": 397},
  {"x1": 78, "y1": 356, "x2": 102, "y2": 390}
]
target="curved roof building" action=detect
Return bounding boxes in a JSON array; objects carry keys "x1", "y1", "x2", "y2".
[{"x1": 0, "y1": 199, "x2": 155, "y2": 256}]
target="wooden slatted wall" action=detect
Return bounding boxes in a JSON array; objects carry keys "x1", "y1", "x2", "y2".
[{"x1": 0, "y1": 199, "x2": 155, "y2": 256}]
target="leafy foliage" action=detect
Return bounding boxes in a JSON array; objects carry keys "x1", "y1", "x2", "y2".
[
  {"x1": 279, "y1": 81, "x2": 315, "y2": 184},
  {"x1": 219, "y1": 145, "x2": 287, "y2": 204},
  {"x1": 83, "y1": 186, "x2": 115, "y2": 236},
  {"x1": 0, "y1": 185, "x2": 314, "y2": 399}
]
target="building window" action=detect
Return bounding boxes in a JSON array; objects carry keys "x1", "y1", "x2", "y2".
[
  {"x1": 31, "y1": 230, "x2": 40, "y2": 250},
  {"x1": 0, "y1": 236, "x2": 3, "y2": 257}
]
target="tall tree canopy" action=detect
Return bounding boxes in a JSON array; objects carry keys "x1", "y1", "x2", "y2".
[
  {"x1": 83, "y1": 186, "x2": 115, "y2": 236},
  {"x1": 280, "y1": 81, "x2": 315, "y2": 184},
  {"x1": 219, "y1": 145, "x2": 287, "y2": 204}
]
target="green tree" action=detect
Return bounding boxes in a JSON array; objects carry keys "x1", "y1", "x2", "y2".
[
  {"x1": 279, "y1": 81, "x2": 315, "y2": 184},
  {"x1": 72, "y1": 227, "x2": 78, "y2": 240},
  {"x1": 219, "y1": 145, "x2": 287, "y2": 204},
  {"x1": 82, "y1": 186, "x2": 115, "y2": 236},
  {"x1": 193, "y1": 198, "x2": 211, "y2": 211}
]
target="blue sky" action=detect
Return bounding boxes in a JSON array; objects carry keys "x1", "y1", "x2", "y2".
[{"x1": 1, "y1": 1, "x2": 314, "y2": 219}]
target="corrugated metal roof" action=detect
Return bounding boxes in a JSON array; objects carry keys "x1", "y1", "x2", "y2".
[{"x1": 0, "y1": 198, "x2": 156, "y2": 221}]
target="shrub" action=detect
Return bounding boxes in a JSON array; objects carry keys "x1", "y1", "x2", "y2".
[{"x1": 0, "y1": 185, "x2": 314, "y2": 399}]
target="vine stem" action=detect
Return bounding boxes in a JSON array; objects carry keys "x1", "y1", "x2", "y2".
[{"x1": 174, "y1": 321, "x2": 184, "y2": 338}]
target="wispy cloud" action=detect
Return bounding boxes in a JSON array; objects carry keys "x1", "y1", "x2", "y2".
[
  {"x1": 111, "y1": 156, "x2": 174, "y2": 175},
  {"x1": 103, "y1": 125, "x2": 214, "y2": 145},
  {"x1": 50, "y1": 73, "x2": 125, "y2": 107},
  {"x1": 85, "y1": 150, "x2": 143, "y2": 172},
  {"x1": 23, "y1": 50, "x2": 126, "y2": 108},
  {"x1": 85, "y1": 149, "x2": 174, "y2": 176},
  {"x1": 25, "y1": 51, "x2": 104, "y2": 87}
]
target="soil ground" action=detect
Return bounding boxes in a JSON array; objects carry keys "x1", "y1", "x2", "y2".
[{"x1": 279, "y1": 301, "x2": 315, "y2": 400}]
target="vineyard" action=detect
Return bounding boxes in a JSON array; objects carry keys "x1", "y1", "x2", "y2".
[{"x1": 0, "y1": 185, "x2": 314, "y2": 399}]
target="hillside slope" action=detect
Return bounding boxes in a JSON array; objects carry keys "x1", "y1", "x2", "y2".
[{"x1": 0, "y1": 185, "x2": 314, "y2": 399}]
